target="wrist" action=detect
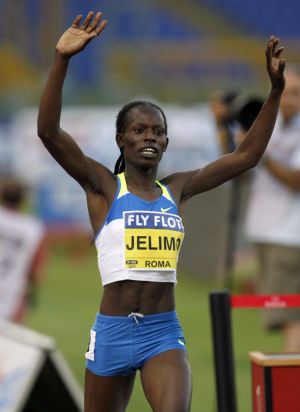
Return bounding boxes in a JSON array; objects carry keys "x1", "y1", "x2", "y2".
[
  {"x1": 269, "y1": 86, "x2": 284, "y2": 98},
  {"x1": 54, "y1": 49, "x2": 70, "y2": 63}
]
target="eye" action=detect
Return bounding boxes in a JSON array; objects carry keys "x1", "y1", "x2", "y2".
[
  {"x1": 154, "y1": 128, "x2": 165, "y2": 136},
  {"x1": 134, "y1": 128, "x2": 144, "y2": 134}
]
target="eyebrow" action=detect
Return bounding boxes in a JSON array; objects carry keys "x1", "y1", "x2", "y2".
[{"x1": 131, "y1": 122, "x2": 165, "y2": 129}]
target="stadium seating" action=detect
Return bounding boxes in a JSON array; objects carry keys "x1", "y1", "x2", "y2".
[{"x1": 201, "y1": 0, "x2": 300, "y2": 37}]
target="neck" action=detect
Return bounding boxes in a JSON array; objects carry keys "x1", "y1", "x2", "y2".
[{"x1": 124, "y1": 165, "x2": 159, "y2": 192}]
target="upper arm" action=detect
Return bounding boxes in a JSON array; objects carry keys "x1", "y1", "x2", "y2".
[
  {"x1": 163, "y1": 150, "x2": 253, "y2": 204},
  {"x1": 39, "y1": 127, "x2": 93, "y2": 186},
  {"x1": 39, "y1": 127, "x2": 115, "y2": 196}
]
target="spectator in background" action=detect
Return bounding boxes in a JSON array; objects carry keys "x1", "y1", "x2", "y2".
[
  {"x1": 209, "y1": 89, "x2": 239, "y2": 154},
  {"x1": 245, "y1": 67, "x2": 300, "y2": 351},
  {"x1": 0, "y1": 176, "x2": 46, "y2": 323},
  {"x1": 218, "y1": 95, "x2": 264, "y2": 288}
]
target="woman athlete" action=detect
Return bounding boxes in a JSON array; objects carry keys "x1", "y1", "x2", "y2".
[{"x1": 37, "y1": 11, "x2": 285, "y2": 412}]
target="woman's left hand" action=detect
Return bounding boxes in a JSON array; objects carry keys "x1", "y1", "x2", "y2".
[{"x1": 265, "y1": 36, "x2": 285, "y2": 92}]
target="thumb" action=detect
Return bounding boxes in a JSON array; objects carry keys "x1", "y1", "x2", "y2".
[{"x1": 278, "y1": 59, "x2": 285, "y2": 76}]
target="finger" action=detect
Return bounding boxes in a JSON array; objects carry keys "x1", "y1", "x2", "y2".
[
  {"x1": 266, "y1": 35, "x2": 275, "y2": 54},
  {"x1": 265, "y1": 37, "x2": 273, "y2": 62},
  {"x1": 265, "y1": 35, "x2": 279, "y2": 63},
  {"x1": 275, "y1": 46, "x2": 284, "y2": 59},
  {"x1": 80, "y1": 11, "x2": 94, "y2": 29},
  {"x1": 94, "y1": 19, "x2": 108, "y2": 36},
  {"x1": 72, "y1": 14, "x2": 83, "y2": 28},
  {"x1": 277, "y1": 58, "x2": 286, "y2": 76},
  {"x1": 85, "y1": 11, "x2": 103, "y2": 33},
  {"x1": 270, "y1": 37, "x2": 280, "y2": 56},
  {"x1": 271, "y1": 38, "x2": 281, "y2": 57},
  {"x1": 273, "y1": 37, "x2": 283, "y2": 57}
]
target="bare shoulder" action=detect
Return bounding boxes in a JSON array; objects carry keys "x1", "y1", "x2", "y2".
[
  {"x1": 160, "y1": 152, "x2": 245, "y2": 203},
  {"x1": 160, "y1": 170, "x2": 196, "y2": 204}
]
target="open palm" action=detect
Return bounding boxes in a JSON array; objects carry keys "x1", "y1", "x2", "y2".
[{"x1": 56, "y1": 11, "x2": 107, "y2": 57}]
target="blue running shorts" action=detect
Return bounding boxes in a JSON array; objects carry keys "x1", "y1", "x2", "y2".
[{"x1": 85, "y1": 310, "x2": 187, "y2": 376}]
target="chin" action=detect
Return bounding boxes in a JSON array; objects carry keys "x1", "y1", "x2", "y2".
[{"x1": 139, "y1": 159, "x2": 159, "y2": 169}]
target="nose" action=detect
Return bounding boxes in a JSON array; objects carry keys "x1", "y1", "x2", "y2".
[{"x1": 144, "y1": 129, "x2": 156, "y2": 141}]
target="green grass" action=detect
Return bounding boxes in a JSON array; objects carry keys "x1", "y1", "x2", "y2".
[{"x1": 25, "y1": 242, "x2": 282, "y2": 412}]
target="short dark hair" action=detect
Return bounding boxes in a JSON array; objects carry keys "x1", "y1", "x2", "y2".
[
  {"x1": 114, "y1": 101, "x2": 167, "y2": 175},
  {"x1": 1, "y1": 177, "x2": 26, "y2": 208}
]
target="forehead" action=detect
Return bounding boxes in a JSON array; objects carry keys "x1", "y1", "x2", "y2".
[{"x1": 126, "y1": 106, "x2": 165, "y2": 127}]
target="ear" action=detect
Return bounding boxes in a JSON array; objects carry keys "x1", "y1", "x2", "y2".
[
  {"x1": 163, "y1": 137, "x2": 169, "y2": 152},
  {"x1": 116, "y1": 132, "x2": 124, "y2": 149}
]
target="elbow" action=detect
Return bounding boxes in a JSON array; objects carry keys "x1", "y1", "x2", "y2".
[
  {"x1": 238, "y1": 151, "x2": 260, "y2": 173},
  {"x1": 37, "y1": 119, "x2": 56, "y2": 141},
  {"x1": 37, "y1": 128, "x2": 46, "y2": 140},
  {"x1": 37, "y1": 129, "x2": 51, "y2": 141},
  {"x1": 37, "y1": 120, "x2": 48, "y2": 140},
  {"x1": 248, "y1": 155, "x2": 261, "y2": 169}
]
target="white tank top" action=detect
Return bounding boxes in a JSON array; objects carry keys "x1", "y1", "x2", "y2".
[{"x1": 95, "y1": 173, "x2": 184, "y2": 285}]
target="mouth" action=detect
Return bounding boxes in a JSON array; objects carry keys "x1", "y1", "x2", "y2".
[{"x1": 140, "y1": 147, "x2": 158, "y2": 158}]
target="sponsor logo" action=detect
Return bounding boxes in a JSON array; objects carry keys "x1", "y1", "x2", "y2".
[
  {"x1": 178, "y1": 339, "x2": 185, "y2": 346},
  {"x1": 124, "y1": 211, "x2": 183, "y2": 231},
  {"x1": 161, "y1": 206, "x2": 173, "y2": 213}
]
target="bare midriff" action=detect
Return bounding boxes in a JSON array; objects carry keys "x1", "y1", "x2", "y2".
[{"x1": 99, "y1": 280, "x2": 175, "y2": 316}]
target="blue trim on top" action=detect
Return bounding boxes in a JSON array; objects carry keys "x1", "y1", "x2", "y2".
[
  {"x1": 124, "y1": 190, "x2": 165, "y2": 206},
  {"x1": 163, "y1": 183, "x2": 178, "y2": 207}
]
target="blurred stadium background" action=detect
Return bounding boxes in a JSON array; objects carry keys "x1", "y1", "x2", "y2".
[
  {"x1": 1, "y1": 1, "x2": 299, "y2": 411},
  {"x1": 1, "y1": 0, "x2": 300, "y2": 110}
]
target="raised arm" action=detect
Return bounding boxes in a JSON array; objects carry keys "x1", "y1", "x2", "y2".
[
  {"x1": 165, "y1": 36, "x2": 286, "y2": 204},
  {"x1": 37, "y1": 12, "x2": 110, "y2": 190}
]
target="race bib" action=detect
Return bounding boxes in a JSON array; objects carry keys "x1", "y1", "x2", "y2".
[{"x1": 124, "y1": 211, "x2": 184, "y2": 270}]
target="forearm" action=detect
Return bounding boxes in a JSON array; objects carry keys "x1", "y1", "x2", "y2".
[
  {"x1": 264, "y1": 156, "x2": 300, "y2": 191},
  {"x1": 37, "y1": 51, "x2": 70, "y2": 138},
  {"x1": 236, "y1": 88, "x2": 283, "y2": 165}
]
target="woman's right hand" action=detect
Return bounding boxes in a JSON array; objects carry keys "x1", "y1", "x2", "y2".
[{"x1": 56, "y1": 11, "x2": 108, "y2": 58}]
